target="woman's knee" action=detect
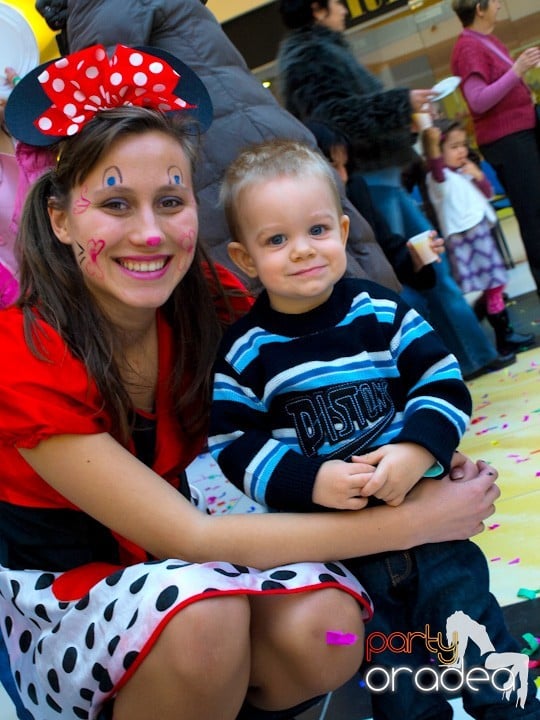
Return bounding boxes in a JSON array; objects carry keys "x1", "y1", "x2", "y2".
[
  {"x1": 251, "y1": 589, "x2": 365, "y2": 695},
  {"x1": 156, "y1": 594, "x2": 251, "y2": 682}
]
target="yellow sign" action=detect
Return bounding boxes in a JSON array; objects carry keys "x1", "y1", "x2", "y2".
[{"x1": 345, "y1": 0, "x2": 406, "y2": 21}]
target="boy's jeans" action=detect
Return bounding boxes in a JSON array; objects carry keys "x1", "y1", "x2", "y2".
[{"x1": 345, "y1": 540, "x2": 540, "y2": 720}]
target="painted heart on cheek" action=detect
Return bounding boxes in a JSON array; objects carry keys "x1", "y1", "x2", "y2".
[{"x1": 85, "y1": 238, "x2": 106, "y2": 278}]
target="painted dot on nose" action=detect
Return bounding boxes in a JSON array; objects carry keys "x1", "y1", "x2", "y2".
[{"x1": 106, "y1": 177, "x2": 116, "y2": 186}]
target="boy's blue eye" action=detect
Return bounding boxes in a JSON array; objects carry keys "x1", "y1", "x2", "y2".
[
  {"x1": 268, "y1": 234, "x2": 286, "y2": 246},
  {"x1": 311, "y1": 224, "x2": 324, "y2": 236}
]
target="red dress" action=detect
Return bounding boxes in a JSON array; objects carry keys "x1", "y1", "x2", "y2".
[{"x1": 0, "y1": 303, "x2": 372, "y2": 720}]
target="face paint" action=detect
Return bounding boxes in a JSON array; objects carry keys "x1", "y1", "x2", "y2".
[
  {"x1": 103, "y1": 165, "x2": 123, "y2": 187},
  {"x1": 85, "y1": 238, "x2": 106, "y2": 278},
  {"x1": 73, "y1": 185, "x2": 91, "y2": 214},
  {"x1": 146, "y1": 236, "x2": 161, "y2": 247},
  {"x1": 167, "y1": 165, "x2": 183, "y2": 186},
  {"x1": 178, "y1": 228, "x2": 196, "y2": 254}
]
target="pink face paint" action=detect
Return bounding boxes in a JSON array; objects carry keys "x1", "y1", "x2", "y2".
[
  {"x1": 85, "y1": 238, "x2": 105, "y2": 278},
  {"x1": 73, "y1": 186, "x2": 91, "y2": 214},
  {"x1": 146, "y1": 236, "x2": 161, "y2": 247},
  {"x1": 179, "y1": 229, "x2": 196, "y2": 254}
]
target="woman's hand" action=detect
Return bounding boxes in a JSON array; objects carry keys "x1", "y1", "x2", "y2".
[
  {"x1": 512, "y1": 46, "x2": 540, "y2": 77},
  {"x1": 409, "y1": 89, "x2": 436, "y2": 113},
  {"x1": 404, "y1": 460, "x2": 500, "y2": 543}
]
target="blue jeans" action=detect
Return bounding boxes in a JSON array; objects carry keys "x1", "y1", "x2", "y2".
[
  {"x1": 0, "y1": 632, "x2": 32, "y2": 720},
  {"x1": 344, "y1": 540, "x2": 540, "y2": 720},
  {"x1": 363, "y1": 172, "x2": 498, "y2": 376}
]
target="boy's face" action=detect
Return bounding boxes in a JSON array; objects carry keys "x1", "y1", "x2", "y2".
[{"x1": 228, "y1": 173, "x2": 349, "y2": 314}]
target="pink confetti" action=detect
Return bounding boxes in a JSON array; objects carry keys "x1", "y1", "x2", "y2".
[
  {"x1": 508, "y1": 558, "x2": 521, "y2": 565},
  {"x1": 326, "y1": 631, "x2": 359, "y2": 646},
  {"x1": 490, "y1": 557, "x2": 501, "y2": 562},
  {"x1": 501, "y1": 423, "x2": 509, "y2": 429},
  {"x1": 523, "y1": 415, "x2": 530, "y2": 422},
  {"x1": 488, "y1": 524, "x2": 500, "y2": 530}
]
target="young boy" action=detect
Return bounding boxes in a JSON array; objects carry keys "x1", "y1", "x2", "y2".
[{"x1": 208, "y1": 139, "x2": 540, "y2": 719}]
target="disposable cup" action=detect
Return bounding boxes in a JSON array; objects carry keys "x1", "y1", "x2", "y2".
[
  {"x1": 408, "y1": 230, "x2": 438, "y2": 265},
  {"x1": 412, "y1": 112, "x2": 433, "y2": 131}
]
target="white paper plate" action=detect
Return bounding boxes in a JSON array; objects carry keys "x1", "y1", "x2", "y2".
[
  {"x1": 0, "y1": 3, "x2": 39, "y2": 100},
  {"x1": 431, "y1": 76, "x2": 461, "y2": 102}
]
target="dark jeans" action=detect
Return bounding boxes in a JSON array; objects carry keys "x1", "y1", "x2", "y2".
[
  {"x1": 481, "y1": 129, "x2": 540, "y2": 294},
  {"x1": 344, "y1": 540, "x2": 540, "y2": 720},
  {"x1": 0, "y1": 632, "x2": 33, "y2": 720}
]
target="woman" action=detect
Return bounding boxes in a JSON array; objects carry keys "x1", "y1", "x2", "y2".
[
  {"x1": 0, "y1": 45, "x2": 499, "y2": 720},
  {"x1": 277, "y1": 0, "x2": 517, "y2": 379},
  {"x1": 451, "y1": 0, "x2": 540, "y2": 296}
]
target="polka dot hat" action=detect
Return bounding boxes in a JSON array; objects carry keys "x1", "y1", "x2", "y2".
[{"x1": 5, "y1": 44, "x2": 213, "y2": 146}]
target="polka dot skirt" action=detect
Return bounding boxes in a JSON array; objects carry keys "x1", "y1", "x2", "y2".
[{"x1": 0, "y1": 559, "x2": 372, "y2": 719}]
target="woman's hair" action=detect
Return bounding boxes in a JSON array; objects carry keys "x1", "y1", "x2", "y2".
[
  {"x1": 451, "y1": 0, "x2": 490, "y2": 28},
  {"x1": 17, "y1": 105, "x2": 230, "y2": 442},
  {"x1": 279, "y1": 0, "x2": 329, "y2": 29},
  {"x1": 220, "y1": 139, "x2": 342, "y2": 242}
]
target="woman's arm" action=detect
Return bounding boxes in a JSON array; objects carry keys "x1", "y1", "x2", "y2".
[
  {"x1": 461, "y1": 71, "x2": 520, "y2": 115},
  {"x1": 19, "y1": 433, "x2": 499, "y2": 569}
]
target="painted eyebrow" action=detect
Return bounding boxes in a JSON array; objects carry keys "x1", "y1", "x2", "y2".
[{"x1": 102, "y1": 165, "x2": 123, "y2": 187}]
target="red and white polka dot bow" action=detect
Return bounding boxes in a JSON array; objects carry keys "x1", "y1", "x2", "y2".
[{"x1": 34, "y1": 44, "x2": 195, "y2": 137}]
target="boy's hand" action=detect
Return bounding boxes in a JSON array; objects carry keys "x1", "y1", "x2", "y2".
[
  {"x1": 352, "y1": 443, "x2": 435, "y2": 506},
  {"x1": 312, "y1": 460, "x2": 374, "y2": 510}
]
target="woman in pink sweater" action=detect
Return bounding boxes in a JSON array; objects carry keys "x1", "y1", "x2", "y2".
[{"x1": 451, "y1": 0, "x2": 540, "y2": 297}]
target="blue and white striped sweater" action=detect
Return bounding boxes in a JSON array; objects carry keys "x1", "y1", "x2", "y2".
[{"x1": 209, "y1": 278, "x2": 471, "y2": 511}]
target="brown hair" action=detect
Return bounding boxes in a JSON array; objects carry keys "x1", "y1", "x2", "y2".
[
  {"x1": 220, "y1": 138, "x2": 342, "y2": 243},
  {"x1": 451, "y1": 0, "x2": 490, "y2": 28}
]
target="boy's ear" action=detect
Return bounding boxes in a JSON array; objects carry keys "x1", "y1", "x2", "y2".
[
  {"x1": 340, "y1": 214, "x2": 350, "y2": 247},
  {"x1": 227, "y1": 241, "x2": 259, "y2": 278}
]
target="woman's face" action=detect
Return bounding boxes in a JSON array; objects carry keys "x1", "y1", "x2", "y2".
[
  {"x1": 312, "y1": 0, "x2": 348, "y2": 32},
  {"x1": 478, "y1": 0, "x2": 501, "y2": 29},
  {"x1": 49, "y1": 130, "x2": 198, "y2": 326}
]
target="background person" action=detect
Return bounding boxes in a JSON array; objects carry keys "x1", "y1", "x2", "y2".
[
  {"x1": 451, "y1": 0, "x2": 540, "y2": 296},
  {"x1": 422, "y1": 120, "x2": 534, "y2": 356},
  {"x1": 276, "y1": 0, "x2": 515, "y2": 381}
]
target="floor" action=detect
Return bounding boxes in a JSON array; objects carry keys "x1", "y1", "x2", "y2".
[{"x1": 1, "y1": 219, "x2": 539, "y2": 719}]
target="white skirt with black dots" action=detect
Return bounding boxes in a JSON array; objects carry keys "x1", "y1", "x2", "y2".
[{"x1": 0, "y1": 558, "x2": 373, "y2": 720}]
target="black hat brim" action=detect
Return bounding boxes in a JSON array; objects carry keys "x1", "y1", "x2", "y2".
[{"x1": 5, "y1": 44, "x2": 213, "y2": 146}]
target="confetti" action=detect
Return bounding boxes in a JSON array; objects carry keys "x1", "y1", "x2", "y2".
[
  {"x1": 488, "y1": 524, "x2": 500, "y2": 530},
  {"x1": 508, "y1": 558, "x2": 521, "y2": 565},
  {"x1": 517, "y1": 588, "x2": 539, "y2": 600},
  {"x1": 326, "y1": 631, "x2": 359, "y2": 646}
]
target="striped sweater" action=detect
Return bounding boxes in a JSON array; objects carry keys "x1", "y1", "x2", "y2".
[{"x1": 208, "y1": 278, "x2": 471, "y2": 511}]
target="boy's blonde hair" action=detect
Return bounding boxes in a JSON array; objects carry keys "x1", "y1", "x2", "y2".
[{"x1": 221, "y1": 139, "x2": 343, "y2": 242}]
